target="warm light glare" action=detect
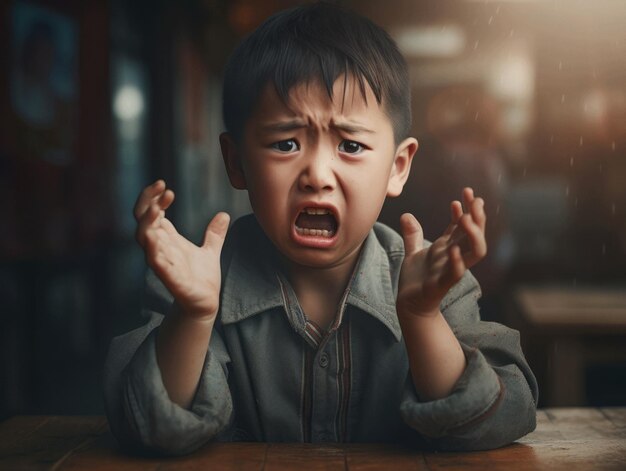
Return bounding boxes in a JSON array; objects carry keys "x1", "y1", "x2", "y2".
[
  {"x1": 113, "y1": 85, "x2": 145, "y2": 121},
  {"x1": 490, "y1": 53, "x2": 534, "y2": 101},
  {"x1": 393, "y1": 25, "x2": 466, "y2": 58}
]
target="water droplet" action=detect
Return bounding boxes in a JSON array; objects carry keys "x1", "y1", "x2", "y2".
[
  {"x1": 561, "y1": 94, "x2": 566, "y2": 104},
  {"x1": 474, "y1": 111, "x2": 480, "y2": 121},
  {"x1": 579, "y1": 136, "x2": 583, "y2": 147},
  {"x1": 497, "y1": 173, "x2": 502, "y2": 184},
  {"x1": 612, "y1": 203, "x2": 616, "y2": 216},
  {"x1": 496, "y1": 5, "x2": 501, "y2": 14},
  {"x1": 523, "y1": 167, "x2": 527, "y2": 177},
  {"x1": 550, "y1": 135, "x2": 554, "y2": 144},
  {"x1": 509, "y1": 29, "x2": 515, "y2": 37},
  {"x1": 474, "y1": 40, "x2": 480, "y2": 50},
  {"x1": 602, "y1": 243, "x2": 607, "y2": 256},
  {"x1": 495, "y1": 204, "x2": 501, "y2": 216},
  {"x1": 570, "y1": 156, "x2": 574, "y2": 167},
  {"x1": 558, "y1": 61, "x2": 563, "y2": 71},
  {"x1": 488, "y1": 15, "x2": 494, "y2": 25},
  {"x1": 565, "y1": 185, "x2": 570, "y2": 197},
  {"x1": 612, "y1": 141, "x2": 616, "y2": 151}
]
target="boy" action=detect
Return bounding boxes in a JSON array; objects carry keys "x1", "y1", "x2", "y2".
[{"x1": 104, "y1": 2, "x2": 538, "y2": 455}]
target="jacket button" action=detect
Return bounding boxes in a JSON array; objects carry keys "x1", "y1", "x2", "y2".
[{"x1": 319, "y1": 353, "x2": 329, "y2": 368}]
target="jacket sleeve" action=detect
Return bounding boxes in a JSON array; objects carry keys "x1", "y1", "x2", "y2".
[
  {"x1": 399, "y1": 270, "x2": 538, "y2": 451},
  {"x1": 103, "y1": 271, "x2": 233, "y2": 456}
]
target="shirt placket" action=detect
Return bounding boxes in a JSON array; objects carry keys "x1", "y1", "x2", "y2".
[
  {"x1": 306, "y1": 301, "x2": 352, "y2": 443},
  {"x1": 309, "y1": 329, "x2": 337, "y2": 442},
  {"x1": 277, "y1": 273, "x2": 353, "y2": 443}
]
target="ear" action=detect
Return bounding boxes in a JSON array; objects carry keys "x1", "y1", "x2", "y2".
[
  {"x1": 220, "y1": 132, "x2": 247, "y2": 190},
  {"x1": 387, "y1": 137, "x2": 418, "y2": 197}
]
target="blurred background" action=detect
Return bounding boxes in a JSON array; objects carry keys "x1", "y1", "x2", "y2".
[{"x1": 1, "y1": 0, "x2": 625, "y2": 419}]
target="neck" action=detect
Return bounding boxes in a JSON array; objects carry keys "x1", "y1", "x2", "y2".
[
  {"x1": 286, "y1": 258, "x2": 355, "y2": 295},
  {"x1": 278, "y1": 246, "x2": 363, "y2": 324}
]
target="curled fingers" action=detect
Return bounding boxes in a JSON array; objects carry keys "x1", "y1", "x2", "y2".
[{"x1": 133, "y1": 180, "x2": 175, "y2": 221}]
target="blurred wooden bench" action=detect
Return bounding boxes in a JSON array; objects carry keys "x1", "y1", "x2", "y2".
[{"x1": 510, "y1": 285, "x2": 626, "y2": 406}]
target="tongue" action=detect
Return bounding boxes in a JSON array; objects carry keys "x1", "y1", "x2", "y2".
[{"x1": 296, "y1": 213, "x2": 337, "y2": 231}]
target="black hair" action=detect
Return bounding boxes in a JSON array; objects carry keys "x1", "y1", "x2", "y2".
[{"x1": 222, "y1": 1, "x2": 411, "y2": 144}]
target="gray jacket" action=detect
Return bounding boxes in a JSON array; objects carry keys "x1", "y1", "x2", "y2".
[{"x1": 103, "y1": 214, "x2": 538, "y2": 455}]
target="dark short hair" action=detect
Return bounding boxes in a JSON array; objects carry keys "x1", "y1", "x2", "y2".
[{"x1": 222, "y1": 1, "x2": 411, "y2": 144}]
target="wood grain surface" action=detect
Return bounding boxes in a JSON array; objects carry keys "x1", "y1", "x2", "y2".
[{"x1": 1, "y1": 408, "x2": 625, "y2": 470}]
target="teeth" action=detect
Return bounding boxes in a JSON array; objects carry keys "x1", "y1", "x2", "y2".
[
  {"x1": 304, "y1": 208, "x2": 330, "y2": 215},
  {"x1": 295, "y1": 227, "x2": 334, "y2": 237}
]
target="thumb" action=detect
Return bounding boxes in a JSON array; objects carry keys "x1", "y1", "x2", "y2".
[
  {"x1": 202, "y1": 212, "x2": 231, "y2": 251},
  {"x1": 399, "y1": 213, "x2": 424, "y2": 255}
]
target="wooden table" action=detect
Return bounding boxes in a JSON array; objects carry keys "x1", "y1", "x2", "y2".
[
  {"x1": 1, "y1": 408, "x2": 625, "y2": 470},
  {"x1": 510, "y1": 285, "x2": 626, "y2": 406}
]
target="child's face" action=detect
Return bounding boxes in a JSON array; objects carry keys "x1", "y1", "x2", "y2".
[{"x1": 222, "y1": 75, "x2": 417, "y2": 270}]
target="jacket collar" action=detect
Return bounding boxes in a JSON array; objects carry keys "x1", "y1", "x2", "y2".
[
  {"x1": 219, "y1": 215, "x2": 402, "y2": 342},
  {"x1": 346, "y1": 227, "x2": 402, "y2": 341}
]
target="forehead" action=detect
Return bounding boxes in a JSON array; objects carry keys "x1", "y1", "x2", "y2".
[{"x1": 247, "y1": 75, "x2": 392, "y2": 131}]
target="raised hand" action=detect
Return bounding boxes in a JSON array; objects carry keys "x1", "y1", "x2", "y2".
[
  {"x1": 397, "y1": 187, "x2": 487, "y2": 317},
  {"x1": 134, "y1": 180, "x2": 230, "y2": 321}
]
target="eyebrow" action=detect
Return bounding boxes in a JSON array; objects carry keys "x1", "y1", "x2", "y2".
[
  {"x1": 260, "y1": 119, "x2": 375, "y2": 134},
  {"x1": 261, "y1": 120, "x2": 307, "y2": 133},
  {"x1": 334, "y1": 121, "x2": 375, "y2": 134}
]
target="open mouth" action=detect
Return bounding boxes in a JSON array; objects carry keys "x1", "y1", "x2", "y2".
[{"x1": 295, "y1": 207, "x2": 338, "y2": 238}]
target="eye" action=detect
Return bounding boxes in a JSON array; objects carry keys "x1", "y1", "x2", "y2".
[
  {"x1": 271, "y1": 139, "x2": 299, "y2": 153},
  {"x1": 338, "y1": 140, "x2": 365, "y2": 154}
]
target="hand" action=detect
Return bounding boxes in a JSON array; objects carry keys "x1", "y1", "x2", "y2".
[
  {"x1": 397, "y1": 187, "x2": 487, "y2": 317},
  {"x1": 134, "y1": 180, "x2": 230, "y2": 321}
]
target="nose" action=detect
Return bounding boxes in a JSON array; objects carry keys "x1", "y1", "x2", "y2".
[{"x1": 298, "y1": 148, "x2": 336, "y2": 193}]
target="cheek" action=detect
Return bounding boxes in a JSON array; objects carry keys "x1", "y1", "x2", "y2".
[
  {"x1": 345, "y1": 160, "x2": 393, "y2": 194},
  {"x1": 246, "y1": 166, "x2": 291, "y2": 216},
  {"x1": 246, "y1": 161, "x2": 281, "y2": 192},
  {"x1": 345, "y1": 162, "x2": 393, "y2": 216}
]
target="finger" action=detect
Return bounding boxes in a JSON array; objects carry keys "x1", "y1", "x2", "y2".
[
  {"x1": 434, "y1": 244, "x2": 464, "y2": 291},
  {"x1": 462, "y1": 187, "x2": 475, "y2": 213},
  {"x1": 430, "y1": 251, "x2": 450, "y2": 274},
  {"x1": 202, "y1": 212, "x2": 231, "y2": 251},
  {"x1": 423, "y1": 240, "x2": 450, "y2": 274},
  {"x1": 399, "y1": 213, "x2": 424, "y2": 255},
  {"x1": 429, "y1": 237, "x2": 450, "y2": 261},
  {"x1": 135, "y1": 203, "x2": 161, "y2": 246},
  {"x1": 457, "y1": 213, "x2": 487, "y2": 264},
  {"x1": 470, "y1": 197, "x2": 486, "y2": 232},
  {"x1": 158, "y1": 189, "x2": 175, "y2": 212},
  {"x1": 446, "y1": 224, "x2": 468, "y2": 250},
  {"x1": 451, "y1": 200, "x2": 464, "y2": 222},
  {"x1": 148, "y1": 191, "x2": 175, "y2": 231},
  {"x1": 145, "y1": 229, "x2": 177, "y2": 277},
  {"x1": 134, "y1": 180, "x2": 166, "y2": 221},
  {"x1": 442, "y1": 244, "x2": 466, "y2": 286},
  {"x1": 443, "y1": 200, "x2": 464, "y2": 236}
]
